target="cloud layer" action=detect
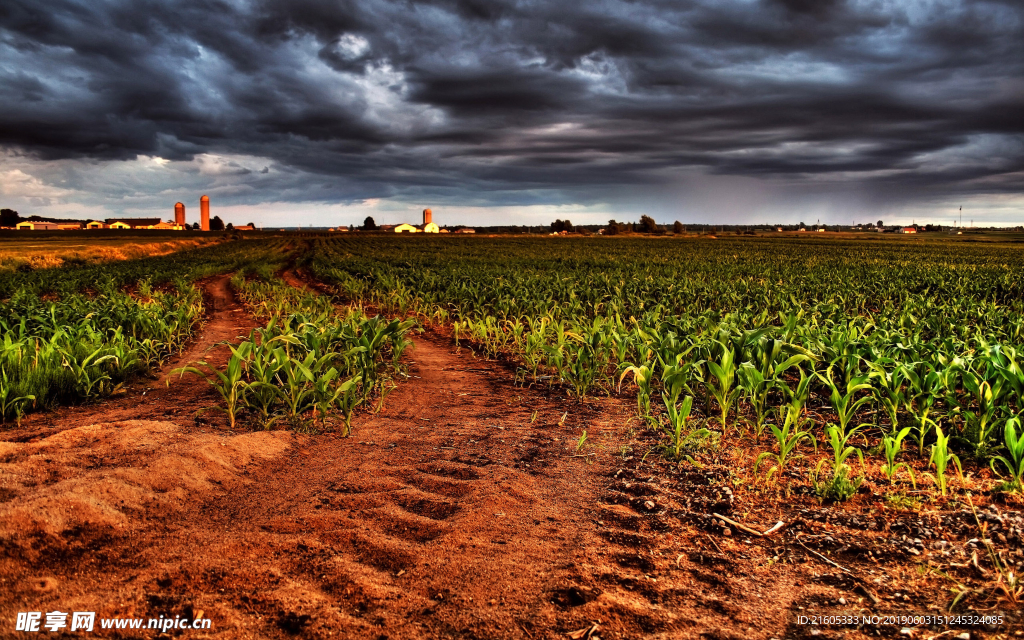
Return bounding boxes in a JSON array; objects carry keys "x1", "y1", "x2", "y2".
[{"x1": 1, "y1": 0, "x2": 1022, "y2": 223}]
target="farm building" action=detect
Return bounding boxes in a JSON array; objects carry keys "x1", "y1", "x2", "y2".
[
  {"x1": 105, "y1": 218, "x2": 163, "y2": 229},
  {"x1": 58, "y1": 223, "x2": 83, "y2": 230},
  {"x1": 902, "y1": 227, "x2": 917, "y2": 234},
  {"x1": 86, "y1": 220, "x2": 107, "y2": 229},
  {"x1": 16, "y1": 221, "x2": 59, "y2": 230},
  {"x1": 393, "y1": 209, "x2": 440, "y2": 233}
]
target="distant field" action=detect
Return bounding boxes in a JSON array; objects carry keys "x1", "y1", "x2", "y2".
[{"x1": 0, "y1": 233, "x2": 222, "y2": 271}]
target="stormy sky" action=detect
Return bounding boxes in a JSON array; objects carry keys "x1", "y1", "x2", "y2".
[{"x1": 1, "y1": 0, "x2": 1022, "y2": 227}]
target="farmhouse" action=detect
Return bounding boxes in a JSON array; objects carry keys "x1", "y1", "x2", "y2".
[{"x1": 902, "y1": 226, "x2": 917, "y2": 234}]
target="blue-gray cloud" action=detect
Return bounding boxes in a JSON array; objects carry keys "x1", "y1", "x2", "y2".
[{"x1": 0, "y1": 0, "x2": 1022, "y2": 213}]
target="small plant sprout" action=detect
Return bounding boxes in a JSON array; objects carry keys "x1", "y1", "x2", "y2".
[
  {"x1": 171, "y1": 342, "x2": 252, "y2": 429},
  {"x1": 659, "y1": 394, "x2": 712, "y2": 464},
  {"x1": 754, "y1": 406, "x2": 815, "y2": 483},
  {"x1": 991, "y1": 416, "x2": 1024, "y2": 493},
  {"x1": 881, "y1": 426, "x2": 916, "y2": 488},
  {"x1": 575, "y1": 429, "x2": 589, "y2": 455},
  {"x1": 926, "y1": 423, "x2": 962, "y2": 497},
  {"x1": 811, "y1": 424, "x2": 864, "y2": 502}
]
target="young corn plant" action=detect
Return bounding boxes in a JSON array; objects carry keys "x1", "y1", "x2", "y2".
[
  {"x1": 332, "y1": 375, "x2": 364, "y2": 437},
  {"x1": 563, "y1": 339, "x2": 598, "y2": 402},
  {"x1": 737, "y1": 363, "x2": 774, "y2": 437},
  {"x1": 811, "y1": 424, "x2": 864, "y2": 502},
  {"x1": 990, "y1": 417, "x2": 1024, "y2": 494},
  {"x1": 659, "y1": 394, "x2": 713, "y2": 463},
  {"x1": 620, "y1": 363, "x2": 655, "y2": 426},
  {"x1": 816, "y1": 365, "x2": 874, "y2": 436},
  {"x1": 171, "y1": 342, "x2": 252, "y2": 429},
  {"x1": 0, "y1": 367, "x2": 34, "y2": 427},
  {"x1": 903, "y1": 362, "x2": 945, "y2": 456},
  {"x1": 705, "y1": 341, "x2": 741, "y2": 431},
  {"x1": 959, "y1": 370, "x2": 1005, "y2": 460},
  {"x1": 926, "y1": 423, "x2": 962, "y2": 497},
  {"x1": 60, "y1": 347, "x2": 120, "y2": 400},
  {"x1": 867, "y1": 359, "x2": 907, "y2": 436},
  {"x1": 754, "y1": 406, "x2": 815, "y2": 483},
  {"x1": 881, "y1": 426, "x2": 916, "y2": 487}
]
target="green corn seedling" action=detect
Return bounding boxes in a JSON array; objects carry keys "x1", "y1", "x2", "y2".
[
  {"x1": 816, "y1": 365, "x2": 873, "y2": 435},
  {"x1": 991, "y1": 417, "x2": 1024, "y2": 493},
  {"x1": 705, "y1": 341, "x2": 741, "y2": 430},
  {"x1": 660, "y1": 394, "x2": 712, "y2": 463},
  {"x1": 926, "y1": 424, "x2": 962, "y2": 497},
  {"x1": 755, "y1": 407, "x2": 815, "y2": 482},
  {"x1": 171, "y1": 342, "x2": 252, "y2": 429},
  {"x1": 881, "y1": 426, "x2": 916, "y2": 487}
]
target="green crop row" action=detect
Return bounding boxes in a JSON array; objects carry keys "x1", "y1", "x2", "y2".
[
  {"x1": 170, "y1": 270, "x2": 415, "y2": 434},
  {"x1": 0, "y1": 239, "x2": 292, "y2": 423},
  {"x1": 308, "y1": 235, "x2": 1024, "y2": 497}
]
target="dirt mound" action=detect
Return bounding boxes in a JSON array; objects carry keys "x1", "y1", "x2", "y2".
[{"x1": 0, "y1": 420, "x2": 289, "y2": 540}]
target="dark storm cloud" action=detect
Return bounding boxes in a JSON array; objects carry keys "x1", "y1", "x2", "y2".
[{"x1": 1, "y1": 0, "x2": 1022, "y2": 207}]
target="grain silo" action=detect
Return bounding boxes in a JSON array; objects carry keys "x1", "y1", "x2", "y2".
[
  {"x1": 174, "y1": 202, "x2": 186, "y2": 227},
  {"x1": 200, "y1": 195, "x2": 210, "y2": 231},
  {"x1": 423, "y1": 208, "x2": 432, "y2": 225}
]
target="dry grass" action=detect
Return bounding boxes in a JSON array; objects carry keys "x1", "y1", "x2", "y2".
[{"x1": 0, "y1": 236, "x2": 220, "y2": 272}]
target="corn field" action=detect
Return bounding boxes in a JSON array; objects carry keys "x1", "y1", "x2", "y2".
[
  {"x1": 308, "y1": 234, "x2": 1024, "y2": 498},
  {"x1": 0, "y1": 240, "x2": 292, "y2": 423}
]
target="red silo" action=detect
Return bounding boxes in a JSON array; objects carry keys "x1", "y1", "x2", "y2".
[
  {"x1": 200, "y1": 195, "x2": 210, "y2": 231},
  {"x1": 423, "y1": 208, "x2": 432, "y2": 225},
  {"x1": 174, "y1": 202, "x2": 186, "y2": 227}
]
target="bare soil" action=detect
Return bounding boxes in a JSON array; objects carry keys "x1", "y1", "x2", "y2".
[{"x1": 1, "y1": 275, "x2": 1021, "y2": 639}]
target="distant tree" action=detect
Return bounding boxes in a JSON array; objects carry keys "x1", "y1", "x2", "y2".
[
  {"x1": 606, "y1": 219, "x2": 620, "y2": 236},
  {"x1": 226, "y1": 222, "x2": 234, "y2": 231},
  {"x1": 673, "y1": 220, "x2": 684, "y2": 234},
  {"x1": 191, "y1": 222, "x2": 200, "y2": 230},
  {"x1": 247, "y1": 222, "x2": 255, "y2": 228},
  {"x1": 550, "y1": 219, "x2": 575, "y2": 233},
  {"x1": 799, "y1": 221, "x2": 806, "y2": 229},
  {"x1": 210, "y1": 215, "x2": 225, "y2": 231},
  {"x1": 877, "y1": 220, "x2": 884, "y2": 228},
  {"x1": 0, "y1": 208, "x2": 20, "y2": 227},
  {"x1": 363, "y1": 216, "x2": 378, "y2": 231},
  {"x1": 639, "y1": 215, "x2": 659, "y2": 233}
]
